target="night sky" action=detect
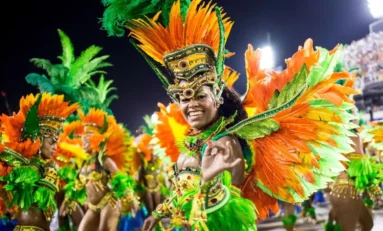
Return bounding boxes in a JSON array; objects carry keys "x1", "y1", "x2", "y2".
[{"x1": 2, "y1": 0, "x2": 376, "y2": 131}]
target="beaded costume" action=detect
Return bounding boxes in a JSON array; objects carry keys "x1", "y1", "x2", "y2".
[
  {"x1": 101, "y1": 0, "x2": 362, "y2": 230},
  {"x1": 0, "y1": 93, "x2": 79, "y2": 231},
  {"x1": 57, "y1": 108, "x2": 140, "y2": 230},
  {"x1": 323, "y1": 63, "x2": 382, "y2": 231}
]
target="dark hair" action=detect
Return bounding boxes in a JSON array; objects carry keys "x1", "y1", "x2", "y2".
[
  {"x1": 219, "y1": 87, "x2": 248, "y2": 128},
  {"x1": 218, "y1": 87, "x2": 249, "y2": 150}
]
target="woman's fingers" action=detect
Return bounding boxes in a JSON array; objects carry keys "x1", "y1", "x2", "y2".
[
  {"x1": 204, "y1": 141, "x2": 213, "y2": 156},
  {"x1": 223, "y1": 141, "x2": 233, "y2": 161},
  {"x1": 209, "y1": 141, "x2": 227, "y2": 156},
  {"x1": 229, "y1": 158, "x2": 242, "y2": 168}
]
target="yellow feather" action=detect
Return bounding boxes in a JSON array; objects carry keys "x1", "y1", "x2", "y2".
[
  {"x1": 306, "y1": 107, "x2": 342, "y2": 123},
  {"x1": 168, "y1": 117, "x2": 188, "y2": 144},
  {"x1": 58, "y1": 142, "x2": 89, "y2": 161}
]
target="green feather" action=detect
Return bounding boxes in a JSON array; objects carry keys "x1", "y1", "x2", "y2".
[
  {"x1": 347, "y1": 157, "x2": 379, "y2": 191},
  {"x1": 49, "y1": 65, "x2": 70, "y2": 84},
  {"x1": 85, "y1": 75, "x2": 118, "y2": 109},
  {"x1": 308, "y1": 143, "x2": 346, "y2": 175},
  {"x1": 363, "y1": 197, "x2": 374, "y2": 208},
  {"x1": 0, "y1": 166, "x2": 41, "y2": 211},
  {"x1": 80, "y1": 75, "x2": 118, "y2": 113},
  {"x1": 76, "y1": 86, "x2": 100, "y2": 108},
  {"x1": 27, "y1": 29, "x2": 113, "y2": 109},
  {"x1": 68, "y1": 46, "x2": 112, "y2": 87},
  {"x1": 324, "y1": 221, "x2": 341, "y2": 231},
  {"x1": 103, "y1": 95, "x2": 119, "y2": 108},
  {"x1": 129, "y1": 40, "x2": 170, "y2": 89},
  {"x1": 68, "y1": 131, "x2": 75, "y2": 139},
  {"x1": 57, "y1": 29, "x2": 75, "y2": 67},
  {"x1": 101, "y1": 0, "x2": 162, "y2": 37},
  {"x1": 309, "y1": 99, "x2": 355, "y2": 111},
  {"x1": 140, "y1": 115, "x2": 155, "y2": 135},
  {"x1": 161, "y1": 0, "x2": 190, "y2": 26},
  {"x1": 333, "y1": 62, "x2": 344, "y2": 73},
  {"x1": 0, "y1": 147, "x2": 30, "y2": 166},
  {"x1": 230, "y1": 118, "x2": 280, "y2": 140},
  {"x1": 53, "y1": 84, "x2": 80, "y2": 103},
  {"x1": 99, "y1": 115, "x2": 109, "y2": 134},
  {"x1": 58, "y1": 166, "x2": 77, "y2": 183},
  {"x1": 215, "y1": 6, "x2": 226, "y2": 78},
  {"x1": 29, "y1": 59, "x2": 68, "y2": 85},
  {"x1": 25, "y1": 73, "x2": 55, "y2": 93},
  {"x1": 21, "y1": 94, "x2": 42, "y2": 141},
  {"x1": 110, "y1": 171, "x2": 135, "y2": 198},
  {"x1": 331, "y1": 135, "x2": 355, "y2": 153},
  {"x1": 30, "y1": 58, "x2": 53, "y2": 73},
  {"x1": 268, "y1": 65, "x2": 308, "y2": 110},
  {"x1": 307, "y1": 46, "x2": 343, "y2": 87},
  {"x1": 63, "y1": 181, "x2": 87, "y2": 205},
  {"x1": 179, "y1": 0, "x2": 191, "y2": 22},
  {"x1": 33, "y1": 186, "x2": 57, "y2": 211},
  {"x1": 101, "y1": 0, "x2": 191, "y2": 36},
  {"x1": 228, "y1": 67, "x2": 307, "y2": 139},
  {"x1": 282, "y1": 214, "x2": 297, "y2": 227}
]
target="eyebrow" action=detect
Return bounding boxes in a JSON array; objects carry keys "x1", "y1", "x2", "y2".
[{"x1": 195, "y1": 89, "x2": 207, "y2": 95}]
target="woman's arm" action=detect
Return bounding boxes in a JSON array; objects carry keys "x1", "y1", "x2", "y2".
[{"x1": 201, "y1": 135, "x2": 244, "y2": 184}]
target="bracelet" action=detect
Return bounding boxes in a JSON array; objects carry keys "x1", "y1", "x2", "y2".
[{"x1": 64, "y1": 197, "x2": 79, "y2": 214}]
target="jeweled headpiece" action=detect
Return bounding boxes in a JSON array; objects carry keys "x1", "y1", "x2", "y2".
[
  {"x1": 102, "y1": 0, "x2": 233, "y2": 102},
  {"x1": 78, "y1": 108, "x2": 111, "y2": 135},
  {"x1": 19, "y1": 93, "x2": 79, "y2": 141},
  {"x1": 0, "y1": 93, "x2": 79, "y2": 162}
]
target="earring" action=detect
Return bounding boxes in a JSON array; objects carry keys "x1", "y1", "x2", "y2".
[
  {"x1": 215, "y1": 97, "x2": 224, "y2": 108},
  {"x1": 38, "y1": 148, "x2": 42, "y2": 158}
]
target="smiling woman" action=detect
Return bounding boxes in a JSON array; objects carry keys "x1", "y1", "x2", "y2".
[
  {"x1": 101, "y1": 0, "x2": 361, "y2": 230},
  {"x1": 179, "y1": 86, "x2": 220, "y2": 130}
]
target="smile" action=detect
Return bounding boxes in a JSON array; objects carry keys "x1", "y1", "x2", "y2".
[{"x1": 188, "y1": 110, "x2": 203, "y2": 119}]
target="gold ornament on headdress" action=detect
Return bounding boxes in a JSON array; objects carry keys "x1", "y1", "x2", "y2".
[
  {"x1": 19, "y1": 93, "x2": 80, "y2": 140},
  {"x1": 127, "y1": 0, "x2": 233, "y2": 102},
  {"x1": 0, "y1": 93, "x2": 79, "y2": 160},
  {"x1": 78, "y1": 108, "x2": 111, "y2": 135}
]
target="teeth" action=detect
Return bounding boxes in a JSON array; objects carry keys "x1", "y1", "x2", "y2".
[{"x1": 189, "y1": 111, "x2": 203, "y2": 117}]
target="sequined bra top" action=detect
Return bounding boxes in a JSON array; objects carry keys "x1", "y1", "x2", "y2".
[
  {"x1": 172, "y1": 164, "x2": 230, "y2": 213},
  {"x1": 79, "y1": 163, "x2": 109, "y2": 192}
]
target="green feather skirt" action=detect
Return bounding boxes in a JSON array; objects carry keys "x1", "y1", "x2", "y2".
[{"x1": 205, "y1": 194, "x2": 257, "y2": 231}]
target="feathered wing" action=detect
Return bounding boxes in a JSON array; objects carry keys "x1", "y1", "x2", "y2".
[
  {"x1": 222, "y1": 66, "x2": 240, "y2": 89},
  {"x1": 152, "y1": 103, "x2": 189, "y2": 162},
  {"x1": 227, "y1": 39, "x2": 358, "y2": 219},
  {"x1": 103, "y1": 121, "x2": 130, "y2": 171},
  {"x1": 362, "y1": 121, "x2": 383, "y2": 151},
  {"x1": 53, "y1": 120, "x2": 88, "y2": 168}
]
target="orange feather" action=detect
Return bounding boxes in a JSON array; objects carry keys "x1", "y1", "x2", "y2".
[
  {"x1": 242, "y1": 173, "x2": 279, "y2": 220},
  {"x1": 154, "y1": 103, "x2": 189, "y2": 162},
  {"x1": 128, "y1": 0, "x2": 233, "y2": 65}
]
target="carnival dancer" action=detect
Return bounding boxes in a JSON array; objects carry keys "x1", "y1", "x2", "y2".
[
  {"x1": 136, "y1": 117, "x2": 170, "y2": 216},
  {"x1": 58, "y1": 108, "x2": 140, "y2": 231},
  {"x1": 326, "y1": 135, "x2": 378, "y2": 231},
  {"x1": 324, "y1": 64, "x2": 382, "y2": 231},
  {"x1": 25, "y1": 28, "x2": 118, "y2": 230},
  {"x1": 101, "y1": 0, "x2": 360, "y2": 230},
  {"x1": 117, "y1": 127, "x2": 147, "y2": 231},
  {"x1": 0, "y1": 93, "x2": 79, "y2": 231}
]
